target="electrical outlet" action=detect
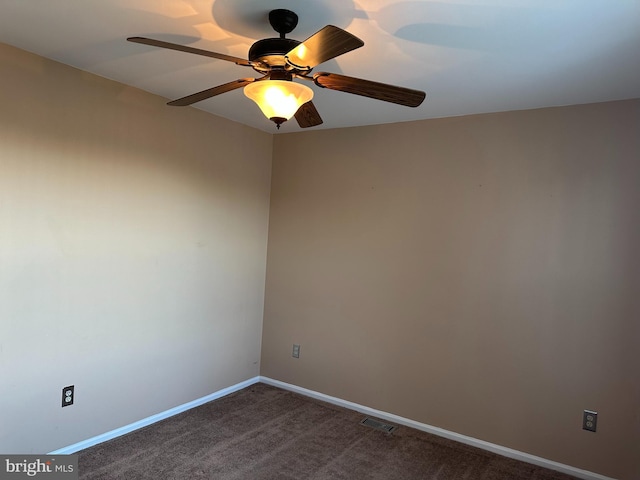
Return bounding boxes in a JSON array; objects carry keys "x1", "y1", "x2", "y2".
[
  {"x1": 62, "y1": 385, "x2": 74, "y2": 407},
  {"x1": 292, "y1": 344, "x2": 300, "y2": 358},
  {"x1": 583, "y1": 410, "x2": 597, "y2": 432}
]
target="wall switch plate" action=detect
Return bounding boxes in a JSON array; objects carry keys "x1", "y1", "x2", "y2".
[
  {"x1": 62, "y1": 385, "x2": 74, "y2": 407},
  {"x1": 292, "y1": 344, "x2": 300, "y2": 358},
  {"x1": 583, "y1": 410, "x2": 597, "y2": 432}
]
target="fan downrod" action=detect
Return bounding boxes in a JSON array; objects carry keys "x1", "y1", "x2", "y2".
[{"x1": 269, "y1": 9, "x2": 298, "y2": 38}]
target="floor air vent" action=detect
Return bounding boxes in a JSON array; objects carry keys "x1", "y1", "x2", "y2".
[{"x1": 360, "y1": 417, "x2": 398, "y2": 433}]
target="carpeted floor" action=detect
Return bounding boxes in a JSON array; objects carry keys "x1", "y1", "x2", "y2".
[{"x1": 78, "y1": 383, "x2": 578, "y2": 479}]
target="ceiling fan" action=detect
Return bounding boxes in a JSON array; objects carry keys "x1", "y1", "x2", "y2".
[{"x1": 128, "y1": 9, "x2": 426, "y2": 129}]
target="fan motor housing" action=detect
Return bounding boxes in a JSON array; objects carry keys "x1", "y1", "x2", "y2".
[{"x1": 249, "y1": 37, "x2": 302, "y2": 72}]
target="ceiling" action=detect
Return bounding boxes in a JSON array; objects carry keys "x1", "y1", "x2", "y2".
[{"x1": 1, "y1": 0, "x2": 639, "y2": 133}]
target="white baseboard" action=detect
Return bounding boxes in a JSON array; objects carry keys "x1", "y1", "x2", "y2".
[
  {"x1": 47, "y1": 374, "x2": 615, "y2": 480},
  {"x1": 259, "y1": 376, "x2": 616, "y2": 480},
  {"x1": 48, "y1": 376, "x2": 261, "y2": 455}
]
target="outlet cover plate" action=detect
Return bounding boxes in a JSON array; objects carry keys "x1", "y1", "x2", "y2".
[
  {"x1": 583, "y1": 410, "x2": 597, "y2": 432},
  {"x1": 62, "y1": 385, "x2": 74, "y2": 407}
]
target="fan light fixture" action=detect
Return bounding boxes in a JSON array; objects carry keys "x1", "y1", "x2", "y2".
[
  {"x1": 128, "y1": 9, "x2": 425, "y2": 130},
  {"x1": 244, "y1": 80, "x2": 313, "y2": 129}
]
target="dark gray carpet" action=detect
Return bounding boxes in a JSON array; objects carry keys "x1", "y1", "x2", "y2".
[{"x1": 78, "y1": 383, "x2": 578, "y2": 479}]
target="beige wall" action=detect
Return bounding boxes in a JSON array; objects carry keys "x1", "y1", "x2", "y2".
[
  {"x1": 262, "y1": 100, "x2": 640, "y2": 479},
  {"x1": 0, "y1": 44, "x2": 272, "y2": 453},
  {"x1": 3, "y1": 39, "x2": 638, "y2": 480}
]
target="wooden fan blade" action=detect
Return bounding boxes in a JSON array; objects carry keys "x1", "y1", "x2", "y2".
[
  {"x1": 285, "y1": 26, "x2": 364, "y2": 70},
  {"x1": 167, "y1": 78, "x2": 255, "y2": 106},
  {"x1": 127, "y1": 37, "x2": 252, "y2": 66},
  {"x1": 313, "y1": 72, "x2": 425, "y2": 107},
  {"x1": 295, "y1": 101, "x2": 323, "y2": 128}
]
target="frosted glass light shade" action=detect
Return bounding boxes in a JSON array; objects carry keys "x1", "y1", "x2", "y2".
[{"x1": 244, "y1": 80, "x2": 313, "y2": 125}]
